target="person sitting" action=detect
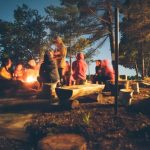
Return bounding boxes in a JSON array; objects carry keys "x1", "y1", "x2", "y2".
[
  {"x1": 100, "y1": 59, "x2": 115, "y2": 92},
  {"x1": 92, "y1": 60, "x2": 103, "y2": 84},
  {"x1": 13, "y1": 64, "x2": 24, "y2": 81},
  {"x1": 38, "y1": 50, "x2": 60, "y2": 98},
  {"x1": 0, "y1": 58, "x2": 23, "y2": 96},
  {"x1": 0, "y1": 58, "x2": 15, "y2": 96},
  {"x1": 63, "y1": 61, "x2": 71, "y2": 85},
  {"x1": 72, "y1": 53, "x2": 87, "y2": 85},
  {"x1": 0, "y1": 57, "x2": 39, "y2": 97},
  {"x1": 0, "y1": 57, "x2": 12, "y2": 80},
  {"x1": 39, "y1": 50, "x2": 60, "y2": 84},
  {"x1": 101, "y1": 59, "x2": 115, "y2": 83}
]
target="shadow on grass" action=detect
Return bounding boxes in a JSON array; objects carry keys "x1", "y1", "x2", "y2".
[
  {"x1": 127, "y1": 97, "x2": 150, "y2": 116},
  {"x1": 0, "y1": 94, "x2": 116, "y2": 114},
  {"x1": 0, "y1": 99, "x2": 69, "y2": 114}
]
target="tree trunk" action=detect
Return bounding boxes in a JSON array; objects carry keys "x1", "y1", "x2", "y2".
[
  {"x1": 141, "y1": 50, "x2": 145, "y2": 79},
  {"x1": 135, "y1": 62, "x2": 139, "y2": 80},
  {"x1": 106, "y1": 2, "x2": 115, "y2": 70}
]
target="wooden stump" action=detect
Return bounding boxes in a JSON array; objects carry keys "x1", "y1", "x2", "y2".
[
  {"x1": 38, "y1": 134, "x2": 87, "y2": 150},
  {"x1": 131, "y1": 82, "x2": 140, "y2": 94},
  {"x1": 119, "y1": 89, "x2": 134, "y2": 106}
]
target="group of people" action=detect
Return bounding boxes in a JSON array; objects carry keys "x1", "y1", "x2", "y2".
[
  {"x1": 0, "y1": 56, "x2": 40, "y2": 95},
  {"x1": 0, "y1": 57, "x2": 39, "y2": 82},
  {"x1": 38, "y1": 36, "x2": 88, "y2": 87},
  {"x1": 0, "y1": 35, "x2": 115, "y2": 97},
  {"x1": 0, "y1": 36, "x2": 88, "y2": 97}
]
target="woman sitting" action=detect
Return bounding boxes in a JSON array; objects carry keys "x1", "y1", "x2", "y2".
[
  {"x1": 72, "y1": 53, "x2": 87, "y2": 85},
  {"x1": 0, "y1": 57, "x2": 12, "y2": 80},
  {"x1": 13, "y1": 64, "x2": 24, "y2": 81},
  {"x1": 39, "y1": 50, "x2": 60, "y2": 84},
  {"x1": 38, "y1": 50, "x2": 60, "y2": 98}
]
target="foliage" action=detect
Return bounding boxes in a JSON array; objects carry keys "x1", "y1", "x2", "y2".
[
  {"x1": 45, "y1": 0, "x2": 122, "y2": 63},
  {"x1": 0, "y1": 4, "x2": 46, "y2": 64},
  {"x1": 0, "y1": 0, "x2": 123, "y2": 67},
  {"x1": 1, "y1": 0, "x2": 149, "y2": 77},
  {"x1": 120, "y1": 0, "x2": 150, "y2": 76},
  {"x1": 82, "y1": 112, "x2": 91, "y2": 126}
]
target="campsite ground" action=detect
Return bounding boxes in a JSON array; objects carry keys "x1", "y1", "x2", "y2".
[{"x1": 0, "y1": 81, "x2": 149, "y2": 150}]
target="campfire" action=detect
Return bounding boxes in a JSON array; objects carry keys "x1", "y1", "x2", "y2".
[
  {"x1": 25, "y1": 76, "x2": 37, "y2": 83},
  {"x1": 23, "y1": 74, "x2": 40, "y2": 90},
  {"x1": 23, "y1": 59, "x2": 41, "y2": 83}
]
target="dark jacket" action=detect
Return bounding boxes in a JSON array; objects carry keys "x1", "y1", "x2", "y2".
[{"x1": 39, "y1": 53, "x2": 59, "y2": 83}]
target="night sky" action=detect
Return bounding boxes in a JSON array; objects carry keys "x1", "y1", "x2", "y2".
[{"x1": 0, "y1": 0, "x2": 59, "y2": 21}]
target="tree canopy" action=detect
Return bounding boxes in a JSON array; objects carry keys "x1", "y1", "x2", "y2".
[
  {"x1": 0, "y1": 4, "x2": 46, "y2": 64},
  {"x1": 120, "y1": 0, "x2": 150, "y2": 77},
  {"x1": 0, "y1": 0, "x2": 149, "y2": 77}
]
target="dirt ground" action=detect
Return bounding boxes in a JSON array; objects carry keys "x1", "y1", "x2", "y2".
[{"x1": 0, "y1": 83, "x2": 150, "y2": 150}]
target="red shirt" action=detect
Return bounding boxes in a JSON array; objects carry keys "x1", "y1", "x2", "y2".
[{"x1": 72, "y1": 53, "x2": 87, "y2": 80}]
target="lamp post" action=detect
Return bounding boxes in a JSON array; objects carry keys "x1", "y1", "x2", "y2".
[{"x1": 114, "y1": 6, "x2": 119, "y2": 115}]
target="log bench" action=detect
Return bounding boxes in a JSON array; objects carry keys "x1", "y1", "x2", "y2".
[{"x1": 55, "y1": 84, "x2": 105, "y2": 108}]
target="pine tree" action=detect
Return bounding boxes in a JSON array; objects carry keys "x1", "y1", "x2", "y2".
[{"x1": 120, "y1": 0, "x2": 150, "y2": 78}]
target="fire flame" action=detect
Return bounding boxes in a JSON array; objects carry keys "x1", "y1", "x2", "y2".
[{"x1": 26, "y1": 76, "x2": 37, "y2": 83}]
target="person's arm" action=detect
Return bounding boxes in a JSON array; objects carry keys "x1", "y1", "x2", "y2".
[
  {"x1": 53, "y1": 51, "x2": 61, "y2": 60},
  {"x1": 95, "y1": 66, "x2": 98, "y2": 75},
  {"x1": 54, "y1": 45, "x2": 67, "y2": 60},
  {"x1": 72, "y1": 61, "x2": 76, "y2": 71},
  {"x1": 0, "y1": 67, "x2": 12, "y2": 80}
]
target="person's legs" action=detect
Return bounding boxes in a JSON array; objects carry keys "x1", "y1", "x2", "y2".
[
  {"x1": 92, "y1": 75, "x2": 97, "y2": 84},
  {"x1": 97, "y1": 75, "x2": 103, "y2": 84},
  {"x1": 76, "y1": 79, "x2": 86, "y2": 85},
  {"x1": 58, "y1": 68, "x2": 66, "y2": 85},
  {"x1": 58, "y1": 68, "x2": 63, "y2": 82}
]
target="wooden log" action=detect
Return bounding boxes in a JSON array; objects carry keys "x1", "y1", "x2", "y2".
[
  {"x1": 119, "y1": 89, "x2": 134, "y2": 106},
  {"x1": 55, "y1": 84, "x2": 105, "y2": 101},
  {"x1": 38, "y1": 134, "x2": 87, "y2": 150}
]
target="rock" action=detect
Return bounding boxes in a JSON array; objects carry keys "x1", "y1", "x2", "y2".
[
  {"x1": 38, "y1": 134, "x2": 87, "y2": 150},
  {"x1": 70, "y1": 100, "x2": 80, "y2": 109}
]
